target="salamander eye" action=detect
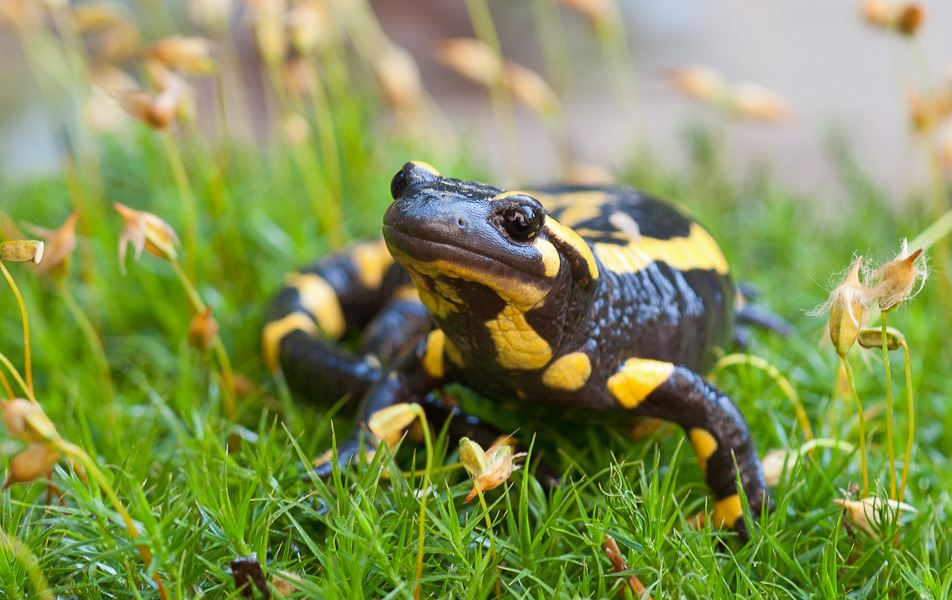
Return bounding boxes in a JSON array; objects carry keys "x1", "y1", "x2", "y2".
[
  {"x1": 390, "y1": 168, "x2": 408, "y2": 200},
  {"x1": 502, "y1": 204, "x2": 544, "y2": 242}
]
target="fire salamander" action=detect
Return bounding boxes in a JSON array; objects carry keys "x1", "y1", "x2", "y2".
[{"x1": 263, "y1": 161, "x2": 775, "y2": 538}]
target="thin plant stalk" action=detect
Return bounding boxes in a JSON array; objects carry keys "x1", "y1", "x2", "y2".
[
  {"x1": 0, "y1": 261, "x2": 33, "y2": 393},
  {"x1": 56, "y1": 440, "x2": 167, "y2": 599},
  {"x1": 0, "y1": 352, "x2": 36, "y2": 404},
  {"x1": 408, "y1": 404, "x2": 434, "y2": 600},
  {"x1": 475, "y1": 486, "x2": 502, "y2": 599},
  {"x1": 169, "y1": 258, "x2": 236, "y2": 422},
  {"x1": 528, "y1": 0, "x2": 571, "y2": 95},
  {"x1": 303, "y1": 55, "x2": 343, "y2": 209},
  {"x1": 840, "y1": 354, "x2": 869, "y2": 497},
  {"x1": 0, "y1": 364, "x2": 14, "y2": 399},
  {"x1": 899, "y1": 339, "x2": 915, "y2": 502},
  {"x1": 160, "y1": 132, "x2": 200, "y2": 275},
  {"x1": 463, "y1": 0, "x2": 525, "y2": 182},
  {"x1": 712, "y1": 353, "x2": 813, "y2": 440},
  {"x1": 55, "y1": 280, "x2": 115, "y2": 405},
  {"x1": 264, "y1": 67, "x2": 344, "y2": 248},
  {"x1": 881, "y1": 314, "x2": 897, "y2": 499},
  {"x1": 594, "y1": 8, "x2": 640, "y2": 137}
]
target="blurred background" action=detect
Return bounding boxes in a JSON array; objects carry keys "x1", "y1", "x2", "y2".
[{"x1": 1, "y1": 0, "x2": 950, "y2": 197}]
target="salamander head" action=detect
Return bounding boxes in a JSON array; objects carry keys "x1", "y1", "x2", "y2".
[{"x1": 383, "y1": 162, "x2": 599, "y2": 323}]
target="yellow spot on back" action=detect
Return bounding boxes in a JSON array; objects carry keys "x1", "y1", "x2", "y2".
[
  {"x1": 422, "y1": 329, "x2": 446, "y2": 379},
  {"x1": 607, "y1": 358, "x2": 674, "y2": 408},
  {"x1": 544, "y1": 220, "x2": 599, "y2": 281},
  {"x1": 689, "y1": 428, "x2": 718, "y2": 477},
  {"x1": 445, "y1": 337, "x2": 464, "y2": 367},
  {"x1": 556, "y1": 204, "x2": 602, "y2": 228},
  {"x1": 490, "y1": 190, "x2": 533, "y2": 202},
  {"x1": 593, "y1": 223, "x2": 729, "y2": 276},
  {"x1": 532, "y1": 190, "x2": 613, "y2": 211},
  {"x1": 351, "y1": 240, "x2": 394, "y2": 290},
  {"x1": 485, "y1": 304, "x2": 553, "y2": 370},
  {"x1": 712, "y1": 494, "x2": 743, "y2": 529},
  {"x1": 285, "y1": 273, "x2": 347, "y2": 339},
  {"x1": 608, "y1": 211, "x2": 641, "y2": 241},
  {"x1": 262, "y1": 312, "x2": 319, "y2": 372},
  {"x1": 542, "y1": 352, "x2": 592, "y2": 391}
]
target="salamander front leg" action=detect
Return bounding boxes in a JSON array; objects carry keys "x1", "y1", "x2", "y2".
[{"x1": 607, "y1": 358, "x2": 773, "y2": 539}]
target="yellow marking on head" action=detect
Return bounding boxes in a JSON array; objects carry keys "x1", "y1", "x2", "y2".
[
  {"x1": 544, "y1": 220, "x2": 599, "y2": 281},
  {"x1": 688, "y1": 428, "x2": 718, "y2": 477},
  {"x1": 261, "y1": 312, "x2": 319, "y2": 372},
  {"x1": 405, "y1": 258, "x2": 548, "y2": 309},
  {"x1": 607, "y1": 358, "x2": 674, "y2": 408},
  {"x1": 485, "y1": 304, "x2": 553, "y2": 370},
  {"x1": 410, "y1": 160, "x2": 441, "y2": 176},
  {"x1": 712, "y1": 494, "x2": 743, "y2": 529},
  {"x1": 535, "y1": 239, "x2": 561, "y2": 278},
  {"x1": 593, "y1": 223, "x2": 729, "y2": 276},
  {"x1": 490, "y1": 190, "x2": 533, "y2": 202},
  {"x1": 422, "y1": 329, "x2": 446, "y2": 379},
  {"x1": 405, "y1": 268, "x2": 458, "y2": 318},
  {"x1": 542, "y1": 351, "x2": 592, "y2": 391},
  {"x1": 531, "y1": 190, "x2": 613, "y2": 211},
  {"x1": 285, "y1": 273, "x2": 347, "y2": 339},
  {"x1": 351, "y1": 239, "x2": 394, "y2": 290},
  {"x1": 417, "y1": 287, "x2": 457, "y2": 319},
  {"x1": 555, "y1": 204, "x2": 602, "y2": 228}
]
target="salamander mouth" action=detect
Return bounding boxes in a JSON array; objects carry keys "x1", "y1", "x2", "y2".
[{"x1": 383, "y1": 225, "x2": 551, "y2": 304}]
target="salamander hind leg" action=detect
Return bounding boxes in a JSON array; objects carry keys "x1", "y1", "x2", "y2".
[{"x1": 607, "y1": 358, "x2": 773, "y2": 539}]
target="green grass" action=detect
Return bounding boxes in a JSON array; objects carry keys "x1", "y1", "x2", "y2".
[{"x1": 3, "y1": 2, "x2": 952, "y2": 598}]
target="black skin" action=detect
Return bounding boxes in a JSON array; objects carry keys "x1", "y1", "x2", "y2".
[{"x1": 266, "y1": 162, "x2": 781, "y2": 538}]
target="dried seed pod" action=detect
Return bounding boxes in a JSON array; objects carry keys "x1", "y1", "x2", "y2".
[
  {"x1": 287, "y1": 0, "x2": 330, "y2": 55},
  {"x1": 834, "y1": 496, "x2": 917, "y2": 540},
  {"x1": 894, "y1": 3, "x2": 926, "y2": 35},
  {"x1": 113, "y1": 203, "x2": 180, "y2": 269},
  {"x1": 0, "y1": 240, "x2": 44, "y2": 264},
  {"x1": 868, "y1": 244, "x2": 926, "y2": 312},
  {"x1": 188, "y1": 306, "x2": 219, "y2": 351},
  {"x1": 1, "y1": 399, "x2": 57, "y2": 443},
  {"x1": 667, "y1": 66, "x2": 727, "y2": 103},
  {"x1": 857, "y1": 327, "x2": 904, "y2": 351},
  {"x1": 504, "y1": 61, "x2": 561, "y2": 119},
  {"x1": 6, "y1": 443, "x2": 61, "y2": 487},
  {"x1": 459, "y1": 437, "x2": 525, "y2": 502},
  {"x1": 730, "y1": 82, "x2": 791, "y2": 122},
  {"x1": 373, "y1": 46, "x2": 425, "y2": 116},
  {"x1": 434, "y1": 38, "x2": 504, "y2": 87},
  {"x1": 556, "y1": 0, "x2": 612, "y2": 30},
  {"x1": 146, "y1": 36, "x2": 216, "y2": 75},
  {"x1": 814, "y1": 256, "x2": 870, "y2": 356},
  {"x1": 31, "y1": 212, "x2": 79, "y2": 278},
  {"x1": 189, "y1": 0, "x2": 234, "y2": 31},
  {"x1": 861, "y1": 0, "x2": 927, "y2": 36}
]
